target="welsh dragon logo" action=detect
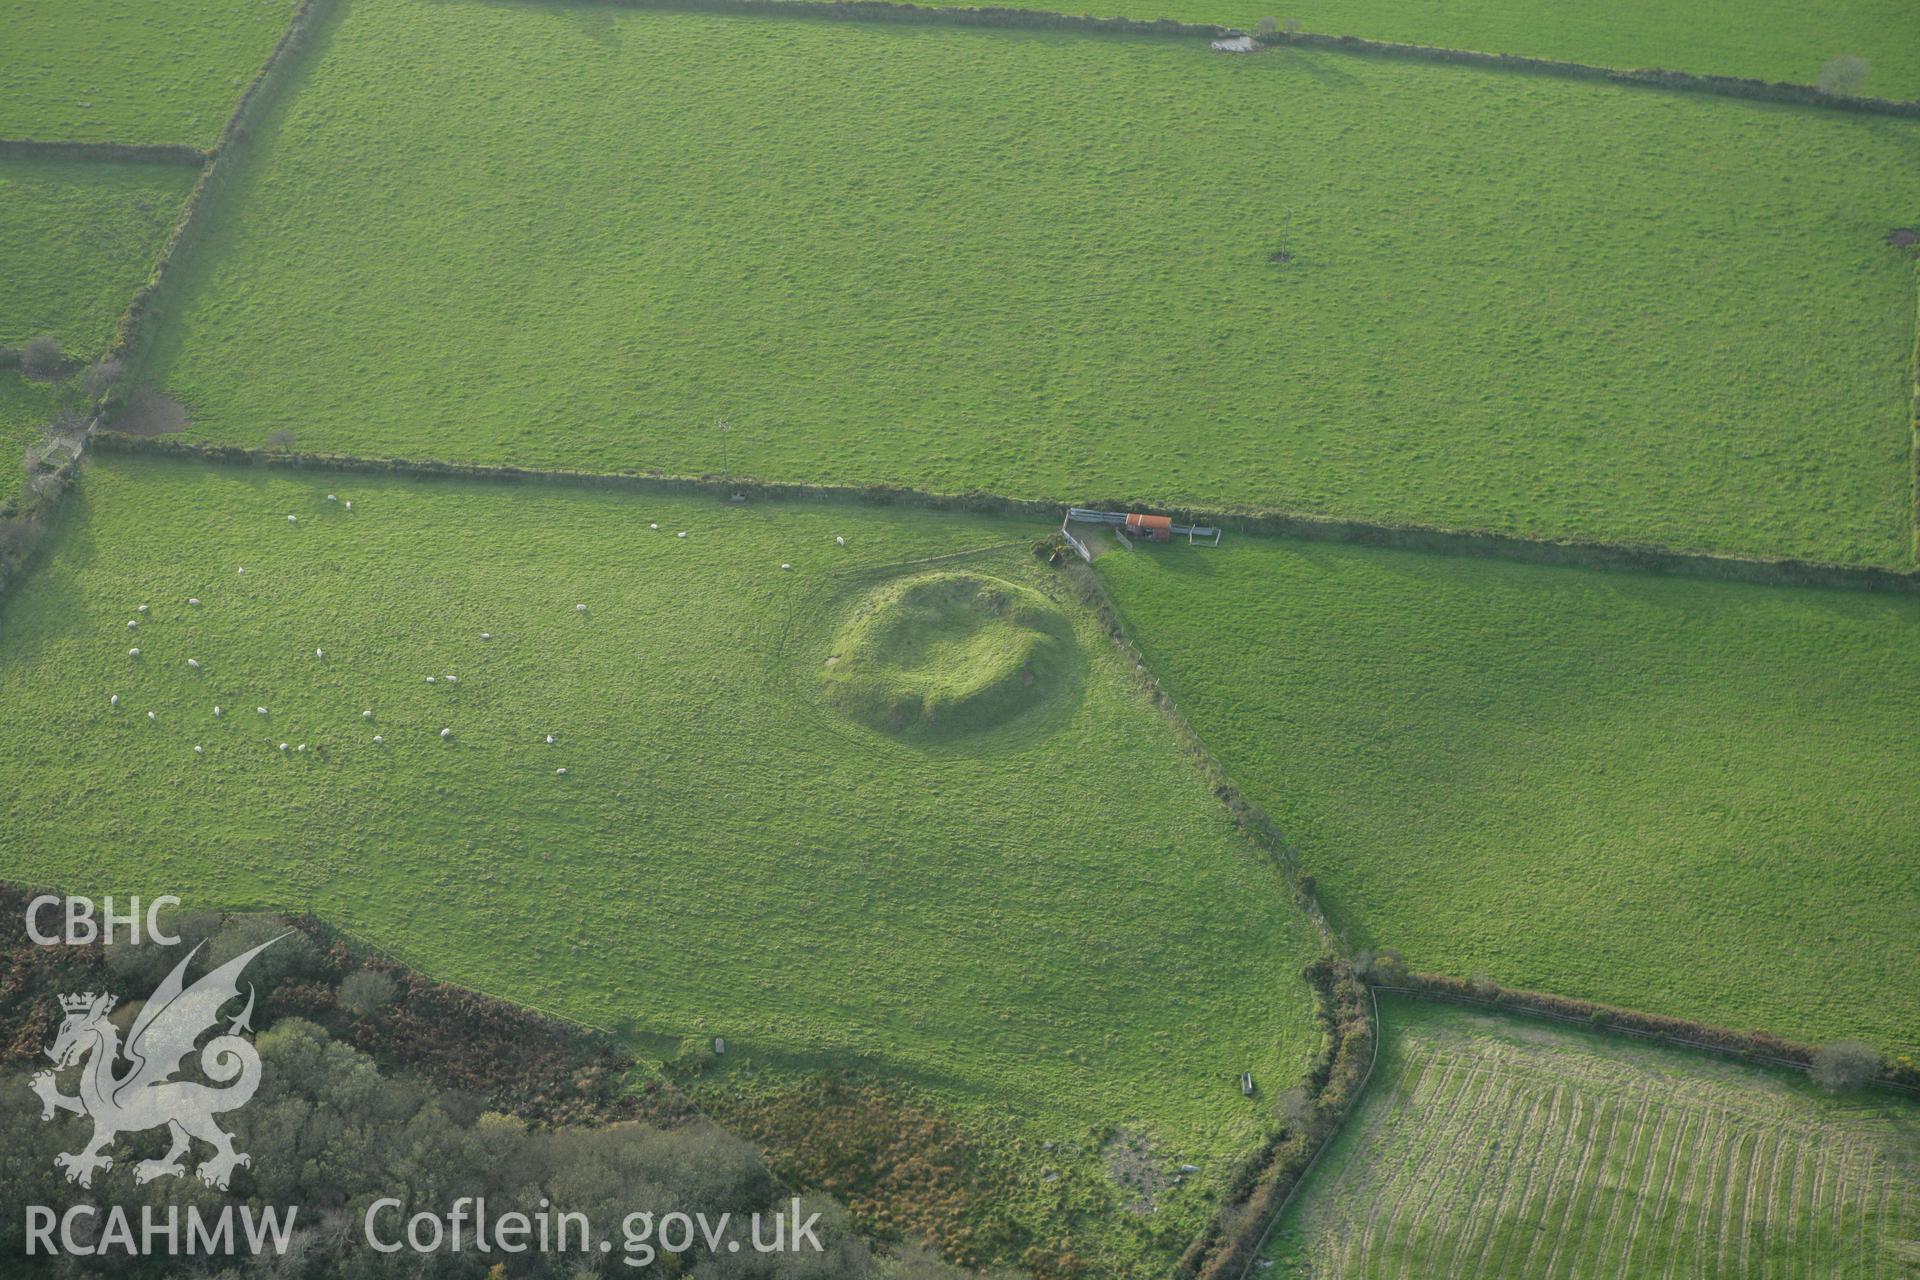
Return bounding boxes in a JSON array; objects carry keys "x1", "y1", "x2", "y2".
[{"x1": 29, "y1": 934, "x2": 284, "y2": 1190}]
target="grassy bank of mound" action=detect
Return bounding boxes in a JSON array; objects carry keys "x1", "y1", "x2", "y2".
[
  {"x1": 0, "y1": 0, "x2": 296, "y2": 145},
  {"x1": 136, "y1": 0, "x2": 1920, "y2": 563},
  {"x1": 0, "y1": 154, "x2": 196, "y2": 356},
  {"x1": 1096, "y1": 533, "x2": 1920, "y2": 1054},
  {"x1": 1266, "y1": 996, "x2": 1920, "y2": 1277},
  {"x1": 0, "y1": 456, "x2": 1325, "y2": 1275}
]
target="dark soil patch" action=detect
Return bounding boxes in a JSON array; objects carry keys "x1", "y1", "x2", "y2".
[
  {"x1": 1268, "y1": 250, "x2": 1294, "y2": 264},
  {"x1": 111, "y1": 385, "x2": 190, "y2": 436},
  {"x1": 1102, "y1": 1128, "x2": 1171, "y2": 1214},
  {"x1": 1888, "y1": 227, "x2": 1920, "y2": 251}
]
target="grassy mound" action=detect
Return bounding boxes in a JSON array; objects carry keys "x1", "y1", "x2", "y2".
[{"x1": 822, "y1": 571, "x2": 1072, "y2": 738}]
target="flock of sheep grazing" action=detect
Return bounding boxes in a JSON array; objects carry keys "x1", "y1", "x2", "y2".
[{"x1": 104, "y1": 488, "x2": 849, "y2": 778}]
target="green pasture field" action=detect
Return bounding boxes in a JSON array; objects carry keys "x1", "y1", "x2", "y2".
[
  {"x1": 0, "y1": 379, "x2": 65, "y2": 492},
  {"x1": 919, "y1": 0, "x2": 1920, "y2": 100},
  {"x1": 1265, "y1": 997, "x2": 1920, "y2": 1277},
  {"x1": 0, "y1": 0, "x2": 296, "y2": 146},
  {"x1": 0, "y1": 456, "x2": 1324, "y2": 1273},
  {"x1": 135, "y1": 0, "x2": 1920, "y2": 565},
  {"x1": 0, "y1": 155, "x2": 196, "y2": 357},
  {"x1": 1094, "y1": 532, "x2": 1920, "y2": 1055}
]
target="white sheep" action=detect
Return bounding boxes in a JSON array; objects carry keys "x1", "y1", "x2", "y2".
[
  {"x1": 555, "y1": 767, "x2": 567, "y2": 776},
  {"x1": 344, "y1": 501, "x2": 352, "y2": 511},
  {"x1": 237, "y1": 567, "x2": 245, "y2": 575},
  {"x1": 781, "y1": 563, "x2": 792, "y2": 571},
  {"x1": 440, "y1": 728, "x2": 453, "y2": 740},
  {"x1": 649, "y1": 523, "x2": 659, "y2": 530},
  {"x1": 287, "y1": 514, "x2": 298, "y2": 524},
  {"x1": 575, "y1": 604, "x2": 588, "y2": 613},
  {"x1": 835, "y1": 535, "x2": 845, "y2": 546},
  {"x1": 326, "y1": 494, "x2": 338, "y2": 502},
  {"x1": 425, "y1": 676, "x2": 437, "y2": 684},
  {"x1": 363, "y1": 709, "x2": 373, "y2": 720},
  {"x1": 372, "y1": 734, "x2": 383, "y2": 744},
  {"x1": 214, "y1": 706, "x2": 223, "y2": 717},
  {"x1": 545, "y1": 734, "x2": 555, "y2": 744},
  {"x1": 187, "y1": 658, "x2": 200, "y2": 670},
  {"x1": 480, "y1": 632, "x2": 492, "y2": 641},
  {"x1": 137, "y1": 604, "x2": 149, "y2": 614},
  {"x1": 444, "y1": 675, "x2": 458, "y2": 685},
  {"x1": 193, "y1": 745, "x2": 203, "y2": 755},
  {"x1": 127, "y1": 619, "x2": 138, "y2": 629},
  {"x1": 147, "y1": 711, "x2": 156, "y2": 722},
  {"x1": 257, "y1": 707, "x2": 268, "y2": 715},
  {"x1": 110, "y1": 693, "x2": 120, "y2": 706},
  {"x1": 297, "y1": 743, "x2": 307, "y2": 753},
  {"x1": 279, "y1": 742, "x2": 289, "y2": 751},
  {"x1": 129, "y1": 648, "x2": 141, "y2": 658},
  {"x1": 188, "y1": 597, "x2": 201, "y2": 606},
  {"x1": 676, "y1": 531, "x2": 687, "y2": 539},
  {"x1": 315, "y1": 648, "x2": 324, "y2": 659}
]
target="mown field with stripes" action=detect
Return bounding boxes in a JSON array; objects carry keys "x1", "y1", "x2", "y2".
[{"x1": 1265, "y1": 998, "x2": 1920, "y2": 1277}]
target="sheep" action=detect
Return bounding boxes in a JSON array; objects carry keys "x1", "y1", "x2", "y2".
[
  {"x1": 193, "y1": 745, "x2": 203, "y2": 755},
  {"x1": 214, "y1": 706, "x2": 222, "y2": 717},
  {"x1": 110, "y1": 694, "x2": 120, "y2": 706},
  {"x1": 555, "y1": 767, "x2": 567, "y2": 776},
  {"x1": 257, "y1": 706, "x2": 268, "y2": 715},
  {"x1": 676, "y1": 531, "x2": 687, "y2": 539},
  {"x1": 575, "y1": 604, "x2": 588, "y2": 613},
  {"x1": 129, "y1": 648, "x2": 141, "y2": 658},
  {"x1": 480, "y1": 632, "x2": 492, "y2": 641},
  {"x1": 326, "y1": 494, "x2": 338, "y2": 503},
  {"x1": 344, "y1": 500, "x2": 352, "y2": 511},
  {"x1": 296, "y1": 743, "x2": 307, "y2": 753},
  {"x1": 425, "y1": 676, "x2": 437, "y2": 684},
  {"x1": 444, "y1": 675, "x2": 458, "y2": 685},
  {"x1": 187, "y1": 658, "x2": 201, "y2": 670},
  {"x1": 440, "y1": 728, "x2": 453, "y2": 740},
  {"x1": 649, "y1": 523, "x2": 659, "y2": 530},
  {"x1": 545, "y1": 734, "x2": 555, "y2": 744},
  {"x1": 279, "y1": 742, "x2": 289, "y2": 752},
  {"x1": 147, "y1": 711, "x2": 156, "y2": 722},
  {"x1": 287, "y1": 515, "x2": 298, "y2": 524},
  {"x1": 363, "y1": 709, "x2": 373, "y2": 720},
  {"x1": 188, "y1": 597, "x2": 201, "y2": 606},
  {"x1": 781, "y1": 563, "x2": 792, "y2": 571},
  {"x1": 315, "y1": 648, "x2": 324, "y2": 659},
  {"x1": 127, "y1": 619, "x2": 139, "y2": 629},
  {"x1": 372, "y1": 734, "x2": 383, "y2": 744},
  {"x1": 137, "y1": 604, "x2": 149, "y2": 614},
  {"x1": 237, "y1": 567, "x2": 245, "y2": 575},
  {"x1": 835, "y1": 535, "x2": 845, "y2": 546}
]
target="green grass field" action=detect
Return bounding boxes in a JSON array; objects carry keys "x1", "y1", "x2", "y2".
[
  {"x1": 917, "y1": 0, "x2": 1920, "y2": 100},
  {"x1": 1094, "y1": 532, "x2": 1920, "y2": 1055},
  {"x1": 0, "y1": 379, "x2": 66, "y2": 491},
  {"x1": 134, "y1": 0, "x2": 1920, "y2": 564},
  {"x1": 1266, "y1": 997, "x2": 1920, "y2": 1277},
  {"x1": 0, "y1": 155, "x2": 196, "y2": 356},
  {"x1": 0, "y1": 455, "x2": 1324, "y2": 1270},
  {"x1": 0, "y1": 0, "x2": 296, "y2": 146}
]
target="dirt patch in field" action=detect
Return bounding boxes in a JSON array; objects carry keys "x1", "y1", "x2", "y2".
[
  {"x1": 1103, "y1": 1128, "x2": 1170, "y2": 1214},
  {"x1": 1887, "y1": 227, "x2": 1920, "y2": 249},
  {"x1": 110, "y1": 385, "x2": 190, "y2": 436}
]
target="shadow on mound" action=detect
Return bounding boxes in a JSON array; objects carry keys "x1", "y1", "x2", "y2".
[{"x1": 822, "y1": 572, "x2": 1077, "y2": 741}]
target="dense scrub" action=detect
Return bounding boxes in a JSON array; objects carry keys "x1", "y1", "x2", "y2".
[
  {"x1": 0, "y1": 0, "x2": 296, "y2": 146},
  {"x1": 1265, "y1": 997, "x2": 1920, "y2": 1276},
  {"x1": 136, "y1": 0, "x2": 1920, "y2": 563},
  {"x1": 1097, "y1": 531, "x2": 1920, "y2": 1054}
]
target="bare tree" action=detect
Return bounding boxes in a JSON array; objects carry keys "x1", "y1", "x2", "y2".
[
  {"x1": 19, "y1": 336, "x2": 63, "y2": 379},
  {"x1": 1817, "y1": 55, "x2": 1870, "y2": 96},
  {"x1": 1811, "y1": 1040, "x2": 1881, "y2": 1091}
]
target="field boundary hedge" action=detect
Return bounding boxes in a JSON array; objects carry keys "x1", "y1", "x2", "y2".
[
  {"x1": 0, "y1": 139, "x2": 210, "y2": 166},
  {"x1": 1374, "y1": 974, "x2": 1920, "y2": 1095},
  {"x1": 89, "y1": 433, "x2": 1920, "y2": 590},
  {"x1": 1251, "y1": 31, "x2": 1920, "y2": 117},
  {"x1": 513, "y1": 0, "x2": 1920, "y2": 116}
]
